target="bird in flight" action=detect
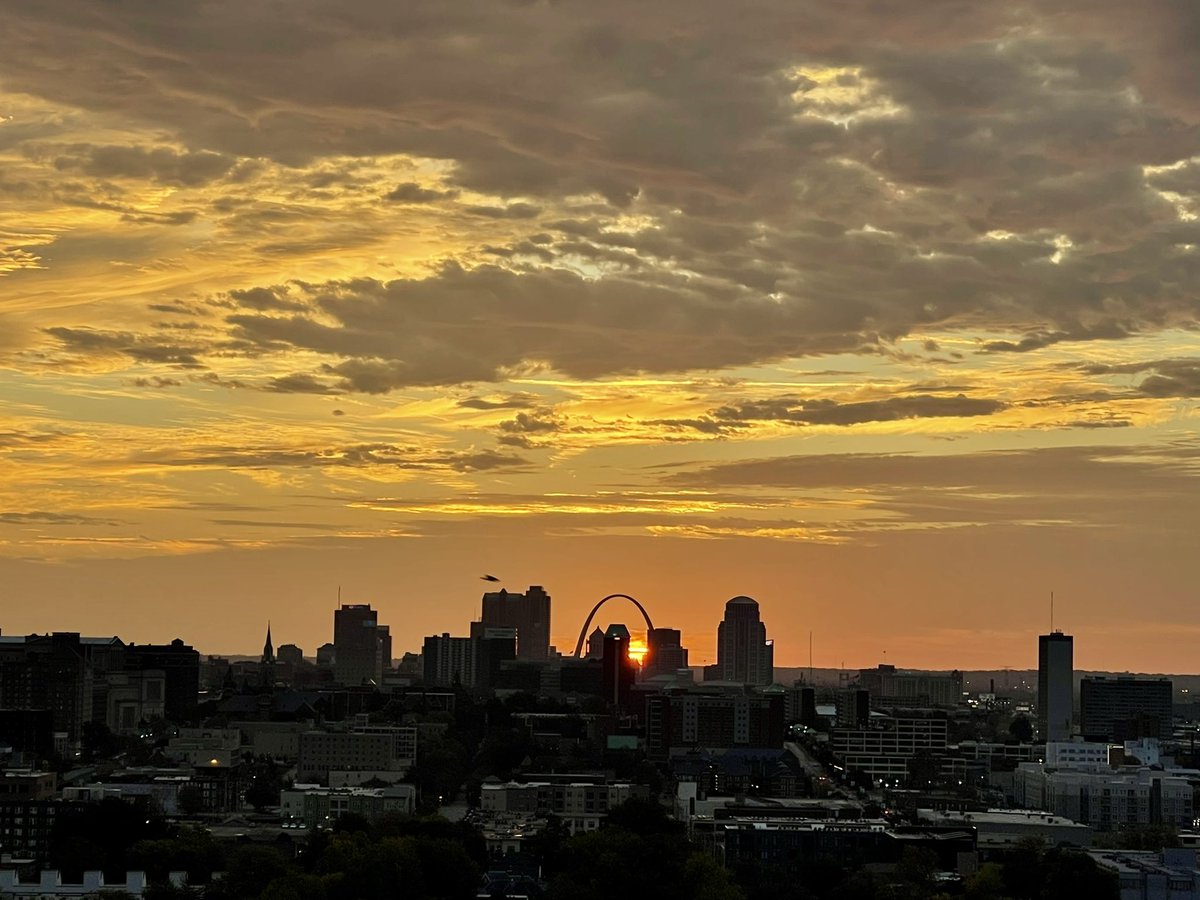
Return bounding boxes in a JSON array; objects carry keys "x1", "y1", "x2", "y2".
[{"x1": 480, "y1": 574, "x2": 501, "y2": 582}]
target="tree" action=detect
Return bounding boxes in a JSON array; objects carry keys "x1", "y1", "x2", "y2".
[
  {"x1": 544, "y1": 798, "x2": 742, "y2": 900},
  {"x1": 244, "y1": 755, "x2": 284, "y2": 811},
  {"x1": 1008, "y1": 715, "x2": 1034, "y2": 744},
  {"x1": 895, "y1": 846, "x2": 937, "y2": 891},
  {"x1": 964, "y1": 862, "x2": 1005, "y2": 900},
  {"x1": 177, "y1": 784, "x2": 205, "y2": 815},
  {"x1": 906, "y1": 750, "x2": 941, "y2": 790}
]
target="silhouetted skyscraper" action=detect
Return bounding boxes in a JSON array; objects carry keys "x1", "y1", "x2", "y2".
[
  {"x1": 715, "y1": 596, "x2": 773, "y2": 686},
  {"x1": 276, "y1": 644, "x2": 304, "y2": 667},
  {"x1": 1038, "y1": 632, "x2": 1073, "y2": 741},
  {"x1": 601, "y1": 623, "x2": 636, "y2": 709},
  {"x1": 480, "y1": 585, "x2": 551, "y2": 660},
  {"x1": 333, "y1": 604, "x2": 387, "y2": 686},
  {"x1": 644, "y1": 628, "x2": 689, "y2": 679}
]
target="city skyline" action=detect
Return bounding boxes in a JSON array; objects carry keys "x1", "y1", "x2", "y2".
[
  {"x1": 6, "y1": 587, "x2": 1196, "y2": 679},
  {"x1": 2, "y1": 2, "x2": 1199, "y2": 672}
]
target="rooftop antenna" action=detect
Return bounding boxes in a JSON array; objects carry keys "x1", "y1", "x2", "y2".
[
  {"x1": 1050, "y1": 590, "x2": 1054, "y2": 633},
  {"x1": 338, "y1": 585, "x2": 342, "y2": 604}
]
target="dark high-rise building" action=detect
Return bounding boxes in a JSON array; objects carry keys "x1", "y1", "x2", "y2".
[
  {"x1": 422, "y1": 634, "x2": 475, "y2": 688},
  {"x1": 1038, "y1": 632, "x2": 1073, "y2": 742},
  {"x1": 125, "y1": 639, "x2": 200, "y2": 722},
  {"x1": 644, "y1": 628, "x2": 689, "y2": 679},
  {"x1": 713, "y1": 597, "x2": 773, "y2": 686},
  {"x1": 474, "y1": 628, "x2": 517, "y2": 694},
  {"x1": 333, "y1": 605, "x2": 387, "y2": 686},
  {"x1": 316, "y1": 643, "x2": 336, "y2": 669},
  {"x1": 601, "y1": 624, "x2": 636, "y2": 709},
  {"x1": 585, "y1": 627, "x2": 605, "y2": 661},
  {"x1": 645, "y1": 688, "x2": 785, "y2": 759},
  {"x1": 277, "y1": 644, "x2": 304, "y2": 667},
  {"x1": 480, "y1": 585, "x2": 551, "y2": 661},
  {"x1": 1080, "y1": 676, "x2": 1173, "y2": 741}
]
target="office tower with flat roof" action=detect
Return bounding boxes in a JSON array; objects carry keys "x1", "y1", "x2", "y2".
[
  {"x1": 1038, "y1": 632, "x2": 1074, "y2": 742},
  {"x1": 601, "y1": 624, "x2": 636, "y2": 709},
  {"x1": 1080, "y1": 676, "x2": 1173, "y2": 741},
  {"x1": 333, "y1": 604, "x2": 386, "y2": 686},
  {"x1": 714, "y1": 596, "x2": 774, "y2": 686},
  {"x1": 480, "y1": 585, "x2": 551, "y2": 661},
  {"x1": 644, "y1": 628, "x2": 689, "y2": 679}
]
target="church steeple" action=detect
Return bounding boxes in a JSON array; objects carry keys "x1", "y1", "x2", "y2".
[{"x1": 262, "y1": 622, "x2": 274, "y2": 664}]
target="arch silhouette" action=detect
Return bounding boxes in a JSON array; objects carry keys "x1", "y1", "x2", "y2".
[{"x1": 573, "y1": 593, "x2": 654, "y2": 658}]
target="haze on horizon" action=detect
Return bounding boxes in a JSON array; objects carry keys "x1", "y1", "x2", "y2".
[{"x1": 1, "y1": 0, "x2": 1198, "y2": 673}]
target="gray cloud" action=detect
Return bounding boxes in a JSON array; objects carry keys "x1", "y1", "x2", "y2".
[
  {"x1": 263, "y1": 373, "x2": 342, "y2": 394},
  {"x1": 0, "y1": 511, "x2": 125, "y2": 526},
  {"x1": 707, "y1": 393, "x2": 1005, "y2": 427},
  {"x1": 49, "y1": 143, "x2": 236, "y2": 186},
  {"x1": 457, "y1": 393, "x2": 540, "y2": 410},
  {"x1": 385, "y1": 182, "x2": 458, "y2": 203},
  {"x1": 45, "y1": 326, "x2": 207, "y2": 369},
  {"x1": 666, "y1": 444, "x2": 1199, "y2": 493},
  {"x1": 11, "y1": 0, "x2": 1200, "y2": 388},
  {"x1": 135, "y1": 442, "x2": 528, "y2": 473},
  {"x1": 1076, "y1": 358, "x2": 1200, "y2": 398}
]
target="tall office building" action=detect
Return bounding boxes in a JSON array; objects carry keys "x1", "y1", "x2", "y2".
[
  {"x1": 601, "y1": 624, "x2": 636, "y2": 709},
  {"x1": 124, "y1": 638, "x2": 200, "y2": 721},
  {"x1": 333, "y1": 604, "x2": 387, "y2": 686},
  {"x1": 480, "y1": 585, "x2": 551, "y2": 660},
  {"x1": 714, "y1": 596, "x2": 774, "y2": 686},
  {"x1": 644, "y1": 628, "x2": 689, "y2": 679},
  {"x1": 424, "y1": 628, "x2": 516, "y2": 693},
  {"x1": 1038, "y1": 632, "x2": 1074, "y2": 742}
]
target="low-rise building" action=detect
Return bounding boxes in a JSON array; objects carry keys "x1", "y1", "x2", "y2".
[
  {"x1": 1088, "y1": 848, "x2": 1200, "y2": 900},
  {"x1": 0, "y1": 869, "x2": 185, "y2": 898},
  {"x1": 281, "y1": 785, "x2": 416, "y2": 829},
  {"x1": 297, "y1": 726, "x2": 416, "y2": 784},
  {"x1": 831, "y1": 712, "x2": 949, "y2": 785},
  {"x1": 0, "y1": 800, "x2": 86, "y2": 865},
  {"x1": 1014, "y1": 764, "x2": 1194, "y2": 830},
  {"x1": 700, "y1": 818, "x2": 977, "y2": 880},
  {"x1": 165, "y1": 728, "x2": 242, "y2": 767},
  {"x1": 480, "y1": 781, "x2": 634, "y2": 834},
  {"x1": 1044, "y1": 741, "x2": 1116, "y2": 770},
  {"x1": 917, "y1": 808, "x2": 1091, "y2": 851}
]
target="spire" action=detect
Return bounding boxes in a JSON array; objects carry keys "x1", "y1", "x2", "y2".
[{"x1": 262, "y1": 621, "x2": 274, "y2": 664}]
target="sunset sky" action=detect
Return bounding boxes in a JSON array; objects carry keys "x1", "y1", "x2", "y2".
[{"x1": 2, "y1": 1, "x2": 1199, "y2": 672}]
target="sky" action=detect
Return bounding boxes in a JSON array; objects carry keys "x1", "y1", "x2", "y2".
[{"x1": 1, "y1": 0, "x2": 1199, "y2": 672}]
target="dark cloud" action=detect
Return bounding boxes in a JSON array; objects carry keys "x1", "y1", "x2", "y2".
[
  {"x1": 463, "y1": 202, "x2": 541, "y2": 219},
  {"x1": 263, "y1": 373, "x2": 342, "y2": 394},
  {"x1": 226, "y1": 286, "x2": 309, "y2": 313},
  {"x1": 0, "y1": 511, "x2": 125, "y2": 526},
  {"x1": 385, "y1": 182, "x2": 458, "y2": 203},
  {"x1": 45, "y1": 327, "x2": 207, "y2": 369},
  {"x1": 10, "y1": 0, "x2": 1200, "y2": 388},
  {"x1": 707, "y1": 393, "x2": 1005, "y2": 427},
  {"x1": 666, "y1": 444, "x2": 1198, "y2": 494},
  {"x1": 1076, "y1": 358, "x2": 1200, "y2": 398},
  {"x1": 208, "y1": 519, "x2": 335, "y2": 530},
  {"x1": 135, "y1": 443, "x2": 528, "y2": 473},
  {"x1": 457, "y1": 393, "x2": 540, "y2": 410},
  {"x1": 49, "y1": 143, "x2": 236, "y2": 186}
]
